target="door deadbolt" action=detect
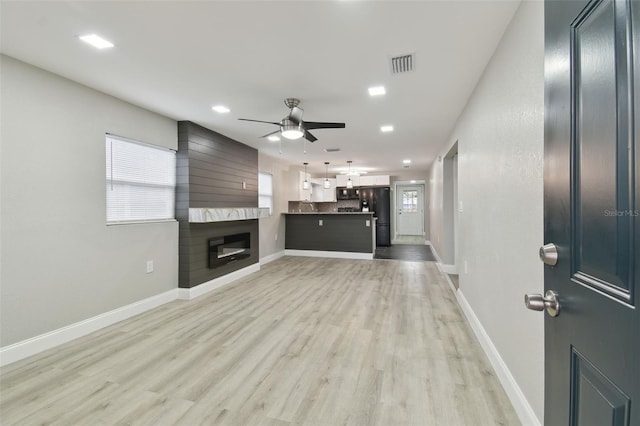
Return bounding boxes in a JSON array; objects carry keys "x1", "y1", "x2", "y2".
[
  {"x1": 524, "y1": 290, "x2": 560, "y2": 317},
  {"x1": 539, "y1": 243, "x2": 558, "y2": 266}
]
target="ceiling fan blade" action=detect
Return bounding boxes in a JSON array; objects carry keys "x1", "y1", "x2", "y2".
[
  {"x1": 238, "y1": 118, "x2": 280, "y2": 126},
  {"x1": 260, "y1": 130, "x2": 281, "y2": 138},
  {"x1": 304, "y1": 130, "x2": 318, "y2": 142},
  {"x1": 289, "y1": 106, "x2": 304, "y2": 124},
  {"x1": 302, "y1": 121, "x2": 346, "y2": 130}
]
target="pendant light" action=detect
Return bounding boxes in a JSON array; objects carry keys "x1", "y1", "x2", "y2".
[
  {"x1": 302, "y1": 162, "x2": 310, "y2": 190},
  {"x1": 346, "y1": 160, "x2": 354, "y2": 188},
  {"x1": 323, "y1": 162, "x2": 331, "y2": 189}
]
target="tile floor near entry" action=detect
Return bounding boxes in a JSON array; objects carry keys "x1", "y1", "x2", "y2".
[{"x1": 0, "y1": 257, "x2": 518, "y2": 425}]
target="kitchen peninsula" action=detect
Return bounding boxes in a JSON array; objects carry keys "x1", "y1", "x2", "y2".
[{"x1": 284, "y1": 211, "x2": 376, "y2": 259}]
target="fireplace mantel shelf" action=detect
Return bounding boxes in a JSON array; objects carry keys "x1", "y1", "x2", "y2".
[{"x1": 189, "y1": 207, "x2": 270, "y2": 223}]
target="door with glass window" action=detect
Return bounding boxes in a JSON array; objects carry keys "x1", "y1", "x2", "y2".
[{"x1": 396, "y1": 185, "x2": 424, "y2": 236}]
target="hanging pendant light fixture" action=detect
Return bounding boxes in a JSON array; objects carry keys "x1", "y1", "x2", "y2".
[
  {"x1": 323, "y1": 162, "x2": 331, "y2": 189},
  {"x1": 346, "y1": 160, "x2": 353, "y2": 188},
  {"x1": 302, "y1": 162, "x2": 310, "y2": 190}
]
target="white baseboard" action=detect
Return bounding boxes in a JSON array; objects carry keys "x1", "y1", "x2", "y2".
[
  {"x1": 427, "y1": 243, "x2": 457, "y2": 274},
  {"x1": 284, "y1": 249, "x2": 373, "y2": 260},
  {"x1": 0, "y1": 289, "x2": 178, "y2": 367},
  {"x1": 177, "y1": 263, "x2": 261, "y2": 300},
  {"x1": 456, "y1": 290, "x2": 541, "y2": 426},
  {"x1": 260, "y1": 250, "x2": 285, "y2": 266},
  {"x1": 426, "y1": 241, "x2": 444, "y2": 264},
  {"x1": 1, "y1": 263, "x2": 263, "y2": 366},
  {"x1": 436, "y1": 263, "x2": 459, "y2": 295},
  {"x1": 440, "y1": 264, "x2": 458, "y2": 274}
]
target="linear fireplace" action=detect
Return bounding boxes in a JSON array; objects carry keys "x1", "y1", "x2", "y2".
[{"x1": 208, "y1": 232, "x2": 251, "y2": 268}]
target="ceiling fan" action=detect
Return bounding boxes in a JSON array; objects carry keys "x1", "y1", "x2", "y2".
[{"x1": 238, "y1": 98, "x2": 345, "y2": 142}]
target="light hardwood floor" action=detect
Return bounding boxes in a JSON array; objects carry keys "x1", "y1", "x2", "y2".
[{"x1": 0, "y1": 257, "x2": 519, "y2": 425}]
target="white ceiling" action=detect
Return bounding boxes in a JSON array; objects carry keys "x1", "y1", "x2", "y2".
[{"x1": 0, "y1": 1, "x2": 519, "y2": 176}]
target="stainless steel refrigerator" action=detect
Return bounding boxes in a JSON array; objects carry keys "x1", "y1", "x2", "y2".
[{"x1": 360, "y1": 187, "x2": 391, "y2": 246}]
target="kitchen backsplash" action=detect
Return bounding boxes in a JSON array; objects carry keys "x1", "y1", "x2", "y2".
[{"x1": 288, "y1": 200, "x2": 360, "y2": 213}]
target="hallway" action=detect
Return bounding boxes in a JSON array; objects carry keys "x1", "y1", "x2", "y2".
[{"x1": 0, "y1": 257, "x2": 518, "y2": 425}]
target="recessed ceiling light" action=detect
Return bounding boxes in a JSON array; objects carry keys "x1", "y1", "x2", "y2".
[
  {"x1": 403, "y1": 159, "x2": 411, "y2": 164},
  {"x1": 267, "y1": 135, "x2": 280, "y2": 142},
  {"x1": 381, "y1": 125, "x2": 394, "y2": 133},
  {"x1": 212, "y1": 105, "x2": 230, "y2": 113},
  {"x1": 368, "y1": 86, "x2": 386, "y2": 96},
  {"x1": 79, "y1": 34, "x2": 114, "y2": 49}
]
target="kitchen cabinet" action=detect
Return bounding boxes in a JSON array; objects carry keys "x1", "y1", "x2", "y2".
[
  {"x1": 285, "y1": 212, "x2": 375, "y2": 256},
  {"x1": 336, "y1": 174, "x2": 389, "y2": 188},
  {"x1": 359, "y1": 176, "x2": 375, "y2": 186},
  {"x1": 290, "y1": 170, "x2": 312, "y2": 201},
  {"x1": 312, "y1": 178, "x2": 337, "y2": 202},
  {"x1": 336, "y1": 174, "x2": 360, "y2": 188},
  {"x1": 374, "y1": 175, "x2": 390, "y2": 186},
  {"x1": 323, "y1": 179, "x2": 337, "y2": 202}
]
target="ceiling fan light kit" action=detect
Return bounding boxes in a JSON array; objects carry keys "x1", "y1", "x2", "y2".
[
  {"x1": 281, "y1": 119, "x2": 304, "y2": 140},
  {"x1": 238, "y1": 98, "x2": 345, "y2": 146}
]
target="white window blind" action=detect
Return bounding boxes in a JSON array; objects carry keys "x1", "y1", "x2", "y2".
[
  {"x1": 105, "y1": 134, "x2": 176, "y2": 224},
  {"x1": 258, "y1": 172, "x2": 273, "y2": 215}
]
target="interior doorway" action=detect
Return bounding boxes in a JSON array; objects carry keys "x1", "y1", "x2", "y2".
[{"x1": 442, "y1": 142, "x2": 459, "y2": 274}]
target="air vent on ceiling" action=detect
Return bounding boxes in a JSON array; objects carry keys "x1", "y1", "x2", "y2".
[
  {"x1": 324, "y1": 148, "x2": 341, "y2": 153},
  {"x1": 391, "y1": 53, "x2": 414, "y2": 74}
]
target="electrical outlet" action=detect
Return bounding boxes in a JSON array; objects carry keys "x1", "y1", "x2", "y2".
[
  {"x1": 146, "y1": 260, "x2": 154, "y2": 273},
  {"x1": 319, "y1": 219, "x2": 323, "y2": 226},
  {"x1": 366, "y1": 220, "x2": 370, "y2": 227}
]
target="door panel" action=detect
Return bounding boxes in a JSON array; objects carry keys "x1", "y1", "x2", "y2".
[
  {"x1": 572, "y1": 0, "x2": 635, "y2": 302},
  {"x1": 571, "y1": 347, "x2": 631, "y2": 426},
  {"x1": 544, "y1": 0, "x2": 638, "y2": 424},
  {"x1": 396, "y1": 185, "x2": 423, "y2": 236}
]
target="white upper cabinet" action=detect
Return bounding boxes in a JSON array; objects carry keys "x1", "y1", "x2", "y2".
[
  {"x1": 374, "y1": 175, "x2": 390, "y2": 186},
  {"x1": 336, "y1": 174, "x2": 360, "y2": 187},
  {"x1": 290, "y1": 170, "x2": 312, "y2": 201},
  {"x1": 359, "y1": 176, "x2": 375, "y2": 186},
  {"x1": 322, "y1": 178, "x2": 337, "y2": 202},
  {"x1": 336, "y1": 174, "x2": 389, "y2": 188}
]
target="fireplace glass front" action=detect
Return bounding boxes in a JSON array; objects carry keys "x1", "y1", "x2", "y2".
[{"x1": 208, "y1": 232, "x2": 251, "y2": 268}]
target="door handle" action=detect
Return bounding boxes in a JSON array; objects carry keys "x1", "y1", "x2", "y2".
[{"x1": 524, "y1": 290, "x2": 560, "y2": 317}]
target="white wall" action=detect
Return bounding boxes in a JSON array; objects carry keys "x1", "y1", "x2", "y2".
[
  {"x1": 258, "y1": 152, "x2": 289, "y2": 260},
  {"x1": 0, "y1": 56, "x2": 179, "y2": 347},
  {"x1": 429, "y1": 2, "x2": 544, "y2": 423}
]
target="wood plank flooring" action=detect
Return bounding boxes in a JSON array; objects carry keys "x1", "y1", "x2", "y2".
[{"x1": 0, "y1": 257, "x2": 519, "y2": 425}]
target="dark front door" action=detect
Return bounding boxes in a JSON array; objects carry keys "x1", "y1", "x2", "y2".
[{"x1": 543, "y1": 0, "x2": 638, "y2": 424}]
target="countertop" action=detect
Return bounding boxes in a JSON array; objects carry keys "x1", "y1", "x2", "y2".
[{"x1": 283, "y1": 211, "x2": 375, "y2": 215}]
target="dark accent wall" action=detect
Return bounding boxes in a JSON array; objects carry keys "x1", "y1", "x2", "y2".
[
  {"x1": 285, "y1": 214, "x2": 374, "y2": 253},
  {"x1": 177, "y1": 121, "x2": 259, "y2": 288}
]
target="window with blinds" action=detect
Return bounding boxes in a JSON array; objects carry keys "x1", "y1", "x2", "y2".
[
  {"x1": 258, "y1": 172, "x2": 273, "y2": 215},
  {"x1": 105, "y1": 134, "x2": 176, "y2": 224}
]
